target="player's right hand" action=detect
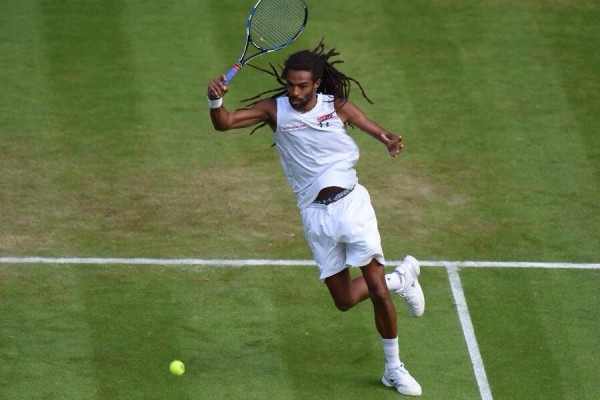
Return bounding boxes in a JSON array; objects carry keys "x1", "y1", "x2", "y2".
[{"x1": 207, "y1": 75, "x2": 228, "y2": 99}]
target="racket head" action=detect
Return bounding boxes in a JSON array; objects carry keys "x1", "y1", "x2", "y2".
[
  {"x1": 223, "y1": 0, "x2": 307, "y2": 85},
  {"x1": 247, "y1": 0, "x2": 308, "y2": 53}
]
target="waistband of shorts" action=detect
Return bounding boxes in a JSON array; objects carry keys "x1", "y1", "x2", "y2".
[{"x1": 313, "y1": 186, "x2": 355, "y2": 206}]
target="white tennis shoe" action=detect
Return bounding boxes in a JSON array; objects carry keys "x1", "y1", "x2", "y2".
[
  {"x1": 392, "y1": 255, "x2": 425, "y2": 317},
  {"x1": 382, "y1": 363, "x2": 422, "y2": 396}
]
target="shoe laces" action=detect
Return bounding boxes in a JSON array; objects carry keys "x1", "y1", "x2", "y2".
[
  {"x1": 394, "y1": 270, "x2": 414, "y2": 298},
  {"x1": 386, "y1": 364, "x2": 407, "y2": 382}
]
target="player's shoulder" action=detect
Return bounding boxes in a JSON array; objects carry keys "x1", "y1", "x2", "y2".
[
  {"x1": 253, "y1": 97, "x2": 277, "y2": 110},
  {"x1": 333, "y1": 98, "x2": 361, "y2": 120},
  {"x1": 332, "y1": 96, "x2": 355, "y2": 106},
  {"x1": 249, "y1": 97, "x2": 277, "y2": 114},
  {"x1": 249, "y1": 97, "x2": 277, "y2": 122}
]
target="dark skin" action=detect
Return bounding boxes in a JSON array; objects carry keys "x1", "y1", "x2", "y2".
[{"x1": 208, "y1": 69, "x2": 404, "y2": 339}]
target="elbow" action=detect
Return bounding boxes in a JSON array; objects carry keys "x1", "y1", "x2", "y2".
[{"x1": 210, "y1": 118, "x2": 231, "y2": 132}]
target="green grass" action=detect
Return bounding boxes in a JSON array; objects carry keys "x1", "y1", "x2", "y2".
[
  {"x1": 463, "y1": 268, "x2": 599, "y2": 399},
  {"x1": 1, "y1": 0, "x2": 599, "y2": 398},
  {"x1": 0, "y1": 264, "x2": 597, "y2": 399}
]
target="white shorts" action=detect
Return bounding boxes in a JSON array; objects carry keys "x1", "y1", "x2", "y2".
[{"x1": 300, "y1": 183, "x2": 385, "y2": 281}]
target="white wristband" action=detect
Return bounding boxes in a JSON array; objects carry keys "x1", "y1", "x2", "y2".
[{"x1": 207, "y1": 96, "x2": 223, "y2": 109}]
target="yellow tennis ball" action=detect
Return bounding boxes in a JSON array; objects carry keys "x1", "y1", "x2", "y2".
[{"x1": 169, "y1": 360, "x2": 185, "y2": 376}]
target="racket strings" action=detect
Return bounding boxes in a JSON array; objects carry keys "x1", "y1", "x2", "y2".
[{"x1": 250, "y1": 0, "x2": 306, "y2": 50}]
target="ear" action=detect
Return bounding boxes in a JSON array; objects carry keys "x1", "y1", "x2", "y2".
[{"x1": 313, "y1": 78, "x2": 322, "y2": 91}]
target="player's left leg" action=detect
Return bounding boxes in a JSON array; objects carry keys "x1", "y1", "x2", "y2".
[
  {"x1": 359, "y1": 258, "x2": 397, "y2": 338},
  {"x1": 361, "y1": 259, "x2": 422, "y2": 396}
]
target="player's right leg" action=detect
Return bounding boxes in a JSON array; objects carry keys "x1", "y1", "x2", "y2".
[
  {"x1": 323, "y1": 268, "x2": 370, "y2": 311},
  {"x1": 385, "y1": 255, "x2": 425, "y2": 317}
]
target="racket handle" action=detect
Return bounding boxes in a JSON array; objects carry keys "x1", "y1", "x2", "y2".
[
  {"x1": 224, "y1": 64, "x2": 241, "y2": 84},
  {"x1": 209, "y1": 64, "x2": 241, "y2": 98}
]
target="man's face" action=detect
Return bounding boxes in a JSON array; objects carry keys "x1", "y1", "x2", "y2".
[{"x1": 285, "y1": 69, "x2": 321, "y2": 111}]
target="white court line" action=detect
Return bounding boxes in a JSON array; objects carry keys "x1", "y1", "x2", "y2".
[
  {"x1": 447, "y1": 264, "x2": 493, "y2": 400},
  {"x1": 426, "y1": 261, "x2": 600, "y2": 269},
  {"x1": 0, "y1": 257, "x2": 313, "y2": 266},
  {"x1": 0, "y1": 257, "x2": 598, "y2": 268}
]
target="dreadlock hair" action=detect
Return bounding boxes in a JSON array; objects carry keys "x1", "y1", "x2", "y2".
[{"x1": 242, "y1": 40, "x2": 373, "y2": 135}]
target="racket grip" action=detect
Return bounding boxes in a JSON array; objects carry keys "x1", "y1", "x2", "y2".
[
  {"x1": 209, "y1": 64, "x2": 241, "y2": 98},
  {"x1": 224, "y1": 64, "x2": 241, "y2": 84}
]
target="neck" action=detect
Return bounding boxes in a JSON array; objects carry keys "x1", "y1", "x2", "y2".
[{"x1": 299, "y1": 93, "x2": 318, "y2": 113}]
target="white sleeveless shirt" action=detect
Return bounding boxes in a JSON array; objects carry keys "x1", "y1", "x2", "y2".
[{"x1": 274, "y1": 94, "x2": 359, "y2": 209}]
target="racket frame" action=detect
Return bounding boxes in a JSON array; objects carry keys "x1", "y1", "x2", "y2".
[{"x1": 224, "y1": 0, "x2": 308, "y2": 83}]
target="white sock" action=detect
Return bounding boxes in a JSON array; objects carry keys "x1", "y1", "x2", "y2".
[
  {"x1": 385, "y1": 271, "x2": 405, "y2": 292},
  {"x1": 381, "y1": 337, "x2": 401, "y2": 368}
]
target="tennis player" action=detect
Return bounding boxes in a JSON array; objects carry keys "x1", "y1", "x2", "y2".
[{"x1": 206, "y1": 42, "x2": 425, "y2": 397}]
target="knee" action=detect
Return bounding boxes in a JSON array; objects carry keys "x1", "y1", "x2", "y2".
[
  {"x1": 368, "y1": 286, "x2": 390, "y2": 306},
  {"x1": 332, "y1": 296, "x2": 356, "y2": 312}
]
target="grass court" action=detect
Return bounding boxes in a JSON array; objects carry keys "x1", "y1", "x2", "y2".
[{"x1": 1, "y1": 0, "x2": 599, "y2": 399}]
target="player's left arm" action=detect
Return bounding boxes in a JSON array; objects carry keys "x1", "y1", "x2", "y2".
[{"x1": 334, "y1": 99, "x2": 404, "y2": 157}]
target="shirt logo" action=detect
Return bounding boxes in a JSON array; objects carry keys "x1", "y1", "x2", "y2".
[
  {"x1": 280, "y1": 123, "x2": 308, "y2": 132},
  {"x1": 316, "y1": 112, "x2": 334, "y2": 124}
]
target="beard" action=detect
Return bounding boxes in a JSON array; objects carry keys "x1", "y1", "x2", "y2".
[{"x1": 289, "y1": 92, "x2": 314, "y2": 111}]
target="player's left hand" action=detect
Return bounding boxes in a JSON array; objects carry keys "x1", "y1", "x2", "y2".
[{"x1": 381, "y1": 132, "x2": 404, "y2": 157}]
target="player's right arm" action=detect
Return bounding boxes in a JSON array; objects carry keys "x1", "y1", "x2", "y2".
[{"x1": 207, "y1": 76, "x2": 275, "y2": 131}]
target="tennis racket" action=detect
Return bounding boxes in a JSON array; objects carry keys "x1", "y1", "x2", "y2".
[{"x1": 221, "y1": 0, "x2": 308, "y2": 84}]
